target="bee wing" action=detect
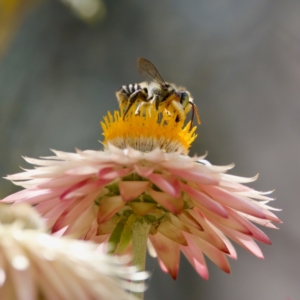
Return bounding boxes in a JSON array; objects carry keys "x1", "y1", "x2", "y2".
[{"x1": 137, "y1": 57, "x2": 168, "y2": 87}]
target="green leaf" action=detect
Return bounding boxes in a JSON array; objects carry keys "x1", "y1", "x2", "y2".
[
  {"x1": 107, "y1": 218, "x2": 126, "y2": 254},
  {"x1": 116, "y1": 214, "x2": 137, "y2": 254}
]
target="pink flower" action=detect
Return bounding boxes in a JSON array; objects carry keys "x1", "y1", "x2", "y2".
[
  {"x1": 2, "y1": 106, "x2": 281, "y2": 280},
  {"x1": 0, "y1": 204, "x2": 148, "y2": 299}
]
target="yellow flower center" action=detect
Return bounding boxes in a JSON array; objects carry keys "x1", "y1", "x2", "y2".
[{"x1": 101, "y1": 105, "x2": 197, "y2": 154}]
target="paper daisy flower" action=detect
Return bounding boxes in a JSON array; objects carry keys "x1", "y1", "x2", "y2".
[
  {"x1": 0, "y1": 203, "x2": 148, "y2": 299},
  {"x1": 2, "y1": 102, "x2": 281, "y2": 280}
]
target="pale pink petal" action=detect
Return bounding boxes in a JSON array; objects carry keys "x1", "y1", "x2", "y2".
[
  {"x1": 166, "y1": 213, "x2": 191, "y2": 233},
  {"x1": 255, "y1": 206, "x2": 282, "y2": 223},
  {"x1": 144, "y1": 148, "x2": 166, "y2": 162},
  {"x1": 218, "y1": 179, "x2": 253, "y2": 192},
  {"x1": 225, "y1": 208, "x2": 271, "y2": 244},
  {"x1": 180, "y1": 182, "x2": 228, "y2": 218},
  {"x1": 160, "y1": 159, "x2": 195, "y2": 170},
  {"x1": 147, "y1": 188, "x2": 183, "y2": 214},
  {"x1": 98, "y1": 167, "x2": 132, "y2": 180},
  {"x1": 119, "y1": 181, "x2": 150, "y2": 202},
  {"x1": 59, "y1": 179, "x2": 91, "y2": 200},
  {"x1": 200, "y1": 185, "x2": 266, "y2": 219},
  {"x1": 37, "y1": 175, "x2": 91, "y2": 188},
  {"x1": 149, "y1": 232, "x2": 180, "y2": 279},
  {"x1": 158, "y1": 259, "x2": 168, "y2": 273},
  {"x1": 205, "y1": 221, "x2": 237, "y2": 259},
  {"x1": 157, "y1": 220, "x2": 188, "y2": 246},
  {"x1": 197, "y1": 206, "x2": 251, "y2": 234},
  {"x1": 212, "y1": 222, "x2": 264, "y2": 258},
  {"x1": 134, "y1": 164, "x2": 154, "y2": 177},
  {"x1": 180, "y1": 244, "x2": 209, "y2": 280},
  {"x1": 148, "y1": 173, "x2": 181, "y2": 198},
  {"x1": 221, "y1": 173, "x2": 259, "y2": 183},
  {"x1": 167, "y1": 168, "x2": 219, "y2": 185},
  {"x1": 23, "y1": 156, "x2": 63, "y2": 166},
  {"x1": 184, "y1": 233, "x2": 231, "y2": 274},
  {"x1": 50, "y1": 149, "x2": 82, "y2": 160},
  {"x1": 64, "y1": 204, "x2": 97, "y2": 238},
  {"x1": 178, "y1": 212, "x2": 229, "y2": 253},
  {"x1": 35, "y1": 198, "x2": 61, "y2": 215},
  {"x1": 52, "y1": 191, "x2": 98, "y2": 233},
  {"x1": 204, "y1": 163, "x2": 235, "y2": 173},
  {"x1": 66, "y1": 164, "x2": 113, "y2": 175},
  {"x1": 61, "y1": 179, "x2": 111, "y2": 200},
  {"x1": 245, "y1": 215, "x2": 279, "y2": 229},
  {"x1": 235, "y1": 190, "x2": 274, "y2": 201},
  {"x1": 97, "y1": 196, "x2": 126, "y2": 224},
  {"x1": 43, "y1": 199, "x2": 77, "y2": 228},
  {"x1": 2, "y1": 188, "x2": 63, "y2": 204}
]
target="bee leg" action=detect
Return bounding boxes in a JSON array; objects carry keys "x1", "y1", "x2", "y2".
[
  {"x1": 123, "y1": 90, "x2": 145, "y2": 120},
  {"x1": 149, "y1": 95, "x2": 160, "y2": 110},
  {"x1": 170, "y1": 100, "x2": 185, "y2": 122}
]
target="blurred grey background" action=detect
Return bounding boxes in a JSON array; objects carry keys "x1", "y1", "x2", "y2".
[{"x1": 0, "y1": 0, "x2": 299, "y2": 299}]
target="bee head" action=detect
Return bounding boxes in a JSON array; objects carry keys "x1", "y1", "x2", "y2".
[{"x1": 179, "y1": 91, "x2": 190, "y2": 108}]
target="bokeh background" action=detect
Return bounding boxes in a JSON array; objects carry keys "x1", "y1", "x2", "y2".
[{"x1": 0, "y1": 1, "x2": 299, "y2": 299}]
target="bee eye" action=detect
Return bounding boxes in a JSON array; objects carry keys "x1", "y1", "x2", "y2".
[{"x1": 180, "y1": 92, "x2": 189, "y2": 108}]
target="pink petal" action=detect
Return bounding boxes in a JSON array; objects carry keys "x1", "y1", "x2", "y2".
[
  {"x1": 226, "y1": 208, "x2": 271, "y2": 244},
  {"x1": 180, "y1": 244, "x2": 209, "y2": 280},
  {"x1": 212, "y1": 222, "x2": 264, "y2": 258},
  {"x1": 2, "y1": 188, "x2": 64, "y2": 204},
  {"x1": 200, "y1": 185, "x2": 265, "y2": 219},
  {"x1": 43, "y1": 198, "x2": 77, "y2": 228},
  {"x1": 149, "y1": 232, "x2": 180, "y2": 279},
  {"x1": 61, "y1": 179, "x2": 111, "y2": 200},
  {"x1": 134, "y1": 165, "x2": 154, "y2": 177},
  {"x1": 66, "y1": 164, "x2": 113, "y2": 175},
  {"x1": 196, "y1": 206, "x2": 251, "y2": 235},
  {"x1": 180, "y1": 182, "x2": 228, "y2": 218},
  {"x1": 188, "y1": 209, "x2": 232, "y2": 252},
  {"x1": 147, "y1": 188, "x2": 183, "y2": 214},
  {"x1": 178, "y1": 212, "x2": 229, "y2": 254},
  {"x1": 37, "y1": 175, "x2": 90, "y2": 188},
  {"x1": 245, "y1": 215, "x2": 279, "y2": 229},
  {"x1": 35, "y1": 198, "x2": 61, "y2": 215},
  {"x1": 166, "y1": 213, "x2": 192, "y2": 233},
  {"x1": 52, "y1": 191, "x2": 98, "y2": 232},
  {"x1": 59, "y1": 179, "x2": 91, "y2": 200},
  {"x1": 184, "y1": 233, "x2": 231, "y2": 274},
  {"x1": 63, "y1": 204, "x2": 97, "y2": 238},
  {"x1": 148, "y1": 174, "x2": 181, "y2": 198},
  {"x1": 144, "y1": 148, "x2": 166, "y2": 162},
  {"x1": 157, "y1": 220, "x2": 188, "y2": 246},
  {"x1": 218, "y1": 180, "x2": 253, "y2": 193},
  {"x1": 205, "y1": 221, "x2": 237, "y2": 259},
  {"x1": 119, "y1": 181, "x2": 150, "y2": 202},
  {"x1": 98, "y1": 167, "x2": 132, "y2": 180},
  {"x1": 167, "y1": 168, "x2": 219, "y2": 185},
  {"x1": 97, "y1": 196, "x2": 125, "y2": 224},
  {"x1": 258, "y1": 207, "x2": 282, "y2": 223}
]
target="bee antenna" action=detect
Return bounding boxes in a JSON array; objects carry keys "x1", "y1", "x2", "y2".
[{"x1": 188, "y1": 101, "x2": 201, "y2": 131}]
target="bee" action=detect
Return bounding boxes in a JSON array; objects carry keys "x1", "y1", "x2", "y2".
[
  {"x1": 116, "y1": 57, "x2": 201, "y2": 130},
  {"x1": 116, "y1": 82, "x2": 148, "y2": 116}
]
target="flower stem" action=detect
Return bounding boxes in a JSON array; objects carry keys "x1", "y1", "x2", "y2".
[{"x1": 131, "y1": 218, "x2": 151, "y2": 300}]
